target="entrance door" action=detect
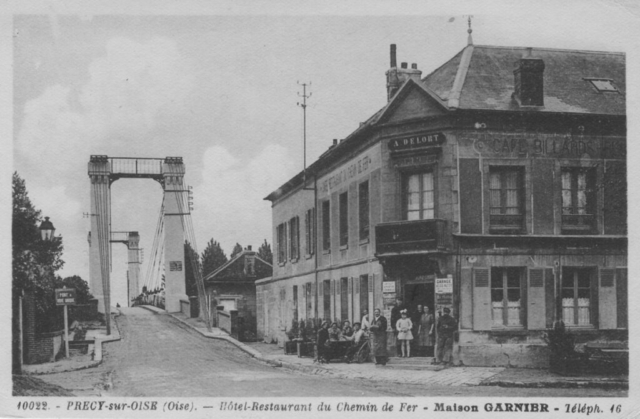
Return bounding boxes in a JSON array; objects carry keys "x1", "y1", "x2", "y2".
[{"x1": 404, "y1": 282, "x2": 435, "y2": 357}]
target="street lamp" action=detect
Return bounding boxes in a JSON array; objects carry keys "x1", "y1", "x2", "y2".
[{"x1": 39, "y1": 216, "x2": 56, "y2": 241}]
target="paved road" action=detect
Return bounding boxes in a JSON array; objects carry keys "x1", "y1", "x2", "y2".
[{"x1": 37, "y1": 307, "x2": 625, "y2": 398}]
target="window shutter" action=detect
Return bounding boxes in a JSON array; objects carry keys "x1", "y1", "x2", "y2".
[
  {"x1": 598, "y1": 268, "x2": 616, "y2": 329},
  {"x1": 304, "y1": 211, "x2": 309, "y2": 255},
  {"x1": 590, "y1": 269, "x2": 599, "y2": 328},
  {"x1": 527, "y1": 268, "x2": 546, "y2": 330},
  {"x1": 544, "y1": 268, "x2": 555, "y2": 329},
  {"x1": 460, "y1": 268, "x2": 473, "y2": 329},
  {"x1": 355, "y1": 276, "x2": 360, "y2": 294},
  {"x1": 472, "y1": 268, "x2": 491, "y2": 330},
  {"x1": 616, "y1": 268, "x2": 627, "y2": 329}
]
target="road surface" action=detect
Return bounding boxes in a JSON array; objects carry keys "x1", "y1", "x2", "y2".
[{"x1": 37, "y1": 307, "x2": 626, "y2": 398}]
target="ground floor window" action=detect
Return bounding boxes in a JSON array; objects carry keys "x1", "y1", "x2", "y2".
[
  {"x1": 562, "y1": 268, "x2": 592, "y2": 326},
  {"x1": 340, "y1": 277, "x2": 348, "y2": 321},
  {"x1": 323, "y1": 280, "x2": 331, "y2": 321},
  {"x1": 491, "y1": 267, "x2": 523, "y2": 327}
]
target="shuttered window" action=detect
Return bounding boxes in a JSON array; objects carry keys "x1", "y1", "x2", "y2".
[
  {"x1": 472, "y1": 268, "x2": 491, "y2": 330},
  {"x1": 359, "y1": 181, "x2": 370, "y2": 241},
  {"x1": 323, "y1": 280, "x2": 331, "y2": 322},
  {"x1": 562, "y1": 268, "x2": 596, "y2": 327},
  {"x1": 491, "y1": 267, "x2": 524, "y2": 327},
  {"x1": 489, "y1": 167, "x2": 525, "y2": 233},
  {"x1": 561, "y1": 168, "x2": 596, "y2": 234},
  {"x1": 404, "y1": 172, "x2": 435, "y2": 220},
  {"x1": 321, "y1": 200, "x2": 331, "y2": 251}
]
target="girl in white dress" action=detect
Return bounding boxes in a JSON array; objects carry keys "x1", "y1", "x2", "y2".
[{"x1": 395, "y1": 309, "x2": 413, "y2": 357}]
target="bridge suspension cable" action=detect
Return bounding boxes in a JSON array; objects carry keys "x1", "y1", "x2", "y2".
[{"x1": 166, "y1": 164, "x2": 212, "y2": 332}]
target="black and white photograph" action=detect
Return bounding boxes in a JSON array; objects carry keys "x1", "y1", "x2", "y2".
[{"x1": 4, "y1": 1, "x2": 639, "y2": 417}]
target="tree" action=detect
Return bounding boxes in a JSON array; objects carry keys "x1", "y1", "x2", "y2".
[
  {"x1": 230, "y1": 242, "x2": 243, "y2": 259},
  {"x1": 12, "y1": 172, "x2": 65, "y2": 333},
  {"x1": 57, "y1": 275, "x2": 93, "y2": 304},
  {"x1": 201, "y1": 239, "x2": 228, "y2": 277},
  {"x1": 257, "y1": 239, "x2": 273, "y2": 265},
  {"x1": 184, "y1": 241, "x2": 201, "y2": 296}
]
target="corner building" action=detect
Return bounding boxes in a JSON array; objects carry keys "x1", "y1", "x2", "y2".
[{"x1": 258, "y1": 41, "x2": 627, "y2": 367}]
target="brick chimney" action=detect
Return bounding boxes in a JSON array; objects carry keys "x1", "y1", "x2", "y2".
[
  {"x1": 513, "y1": 47, "x2": 545, "y2": 106},
  {"x1": 385, "y1": 45, "x2": 422, "y2": 101}
]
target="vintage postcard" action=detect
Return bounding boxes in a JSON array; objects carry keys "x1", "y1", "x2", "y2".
[{"x1": 3, "y1": 1, "x2": 639, "y2": 418}]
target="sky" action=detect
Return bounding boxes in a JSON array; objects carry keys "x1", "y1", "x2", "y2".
[{"x1": 9, "y1": 1, "x2": 640, "y2": 306}]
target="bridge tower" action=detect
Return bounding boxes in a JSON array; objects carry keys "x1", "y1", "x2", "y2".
[
  {"x1": 88, "y1": 155, "x2": 189, "y2": 328},
  {"x1": 109, "y1": 231, "x2": 142, "y2": 307}
]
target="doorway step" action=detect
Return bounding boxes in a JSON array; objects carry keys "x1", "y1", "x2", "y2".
[{"x1": 381, "y1": 357, "x2": 446, "y2": 371}]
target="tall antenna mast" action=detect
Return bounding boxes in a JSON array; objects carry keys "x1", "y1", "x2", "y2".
[{"x1": 297, "y1": 81, "x2": 312, "y2": 185}]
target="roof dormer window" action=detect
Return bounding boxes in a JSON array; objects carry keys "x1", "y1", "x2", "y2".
[{"x1": 585, "y1": 78, "x2": 618, "y2": 93}]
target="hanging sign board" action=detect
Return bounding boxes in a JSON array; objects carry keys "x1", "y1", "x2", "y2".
[
  {"x1": 388, "y1": 132, "x2": 446, "y2": 152},
  {"x1": 169, "y1": 261, "x2": 183, "y2": 271},
  {"x1": 55, "y1": 289, "x2": 76, "y2": 306},
  {"x1": 435, "y1": 276, "x2": 453, "y2": 294}
]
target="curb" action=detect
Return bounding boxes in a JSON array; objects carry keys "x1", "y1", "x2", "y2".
[
  {"x1": 479, "y1": 380, "x2": 629, "y2": 390},
  {"x1": 24, "y1": 359, "x2": 103, "y2": 376}
]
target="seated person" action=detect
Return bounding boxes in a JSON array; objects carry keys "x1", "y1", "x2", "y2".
[
  {"x1": 316, "y1": 321, "x2": 330, "y2": 363},
  {"x1": 343, "y1": 323, "x2": 368, "y2": 362},
  {"x1": 342, "y1": 320, "x2": 354, "y2": 339},
  {"x1": 328, "y1": 322, "x2": 342, "y2": 341}
]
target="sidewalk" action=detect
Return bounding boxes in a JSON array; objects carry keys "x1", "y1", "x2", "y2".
[
  {"x1": 155, "y1": 307, "x2": 627, "y2": 390},
  {"x1": 22, "y1": 311, "x2": 121, "y2": 375}
]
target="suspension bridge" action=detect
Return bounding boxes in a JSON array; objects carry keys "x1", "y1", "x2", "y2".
[{"x1": 87, "y1": 156, "x2": 210, "y2": 334}]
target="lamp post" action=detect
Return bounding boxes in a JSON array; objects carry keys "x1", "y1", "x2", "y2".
[
  {"x1": 39, "y1": 217, "x2": 71, "y2": 358},
  {"x1": 39, "y1": 216, "x2": 56, "y2": 242}
]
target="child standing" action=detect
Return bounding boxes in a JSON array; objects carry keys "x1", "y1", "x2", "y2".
[{"x1": 395, "y1": 309, "x2": 413, "y2": 357}]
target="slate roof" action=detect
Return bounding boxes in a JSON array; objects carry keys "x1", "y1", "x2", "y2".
[
  {"x1": 203, "y1": 249, "x2": 272, "y2": 282},
  {"x1": 423, "y1": 45, "x2": 625, "y2": 115},
  {"x1": 266, "y1": 44, "x2": 625, "y2": 201}
]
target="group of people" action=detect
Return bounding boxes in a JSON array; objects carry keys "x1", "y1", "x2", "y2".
[
  {"x1": 316, "y1": 300, "x2": 458, "y2": 366},
  {"x1": 390, "y1": 298, "x2": 458, "y2": 365},
  {"x1": 316, "y1": 320, "x2": 369, "y2": 363}
]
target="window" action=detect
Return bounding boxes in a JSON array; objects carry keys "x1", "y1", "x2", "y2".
[
  {"x1": 359, "y1": 274, "x2": 369, "y2": 318},
  {"x1": 321, "y1": 200, "x2": 330, "y2": 252},
  {"x1": 289, "y1": 216, "x2": 299, "y2": 260},
  {"x1": 562, "y1": 268, "x2": 592, "y2": 326},
  {"x1": 277, "y1": 223, "x2": 287, "y2": 264},
  {"x1": 305, "y1": 283, "x2": 312, "y2": 319},
  {"x1": 359, "y1": 181, "x2": 370, "y2": 241},
  {"x1": 293, "y1": 285, "x2": 298, "y2": 321},
  {"x1": 562, "y1": 168, "x2": 596, "y2": 233},
  {"x1": 339, "y1": 192, "x2": 348, "y2": 247},
  {"x1": 585, "y1": 78, "x2": 619, "y2": 93},
  {"x1": 340, "y1": 277, "x2": 349, "y2": 321},
  {"x1": 323, "y1": 280, "x2": 331, "y2": 321},
  {"x1": 405, "y1": 172, "x2": 434, "y2": 220},
  {"x1": 491, "y1": 267, "x2": 523, "y2": 327},
  {"x1": 305, "y1": 208, "x2": 315, "y2": 256},
  {"x1": 489, "y1": 167, "x2": 524, "y2": 232}
]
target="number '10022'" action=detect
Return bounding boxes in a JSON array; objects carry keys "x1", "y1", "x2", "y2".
[{"x1": 17, "y1": 401, "x2": 48, "y2": 410}]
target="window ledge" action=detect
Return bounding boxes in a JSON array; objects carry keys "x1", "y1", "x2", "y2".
[
  {"x1": 339, "y1": 244, "x2": 349, "y2": 251},
  {"x1": 278, "y1": 262, "x2": 286, "y2": 267},
  {"x1": 322, "y1": 249, "x2": 331, "y2": 255},
  {"x1": 305, "y1": 253, "x2": 314, "y2": 260},
  {"x1": 359, "y1": 238, "x2": 370, "y2": 245},
  {"x1": 290, "y1": 257, "x2": 299, "y2": 264}
]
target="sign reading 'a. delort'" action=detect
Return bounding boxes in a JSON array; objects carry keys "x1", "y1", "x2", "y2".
[{"x1": 388, "y1": 132, "x2": 445, "y2": 152}]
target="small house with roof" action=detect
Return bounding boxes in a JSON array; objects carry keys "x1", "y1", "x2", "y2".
[
  {"x1": 204, "y1": 246, "x2": 272, "y2": 341},
  {"x1": 259, "y1": 36, "x2": 626, "y2": 367}
]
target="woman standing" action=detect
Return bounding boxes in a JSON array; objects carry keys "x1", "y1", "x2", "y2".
[
  {"x1": 395, "y1": 309, "x2": 413, "y2": 357},
  {"x1": 419, "y1": 306, "x2": 435, "y2": 357}
]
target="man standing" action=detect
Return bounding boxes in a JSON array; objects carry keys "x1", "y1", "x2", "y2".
[
  {"x1": 434, "y1": 307, "x2": 457, "y2": 366},
  {"x1": 316, "y1": 321, "x2": 330, "y2": 363},
  {"x1": 370, "y1": 308, "x2": 388, "y2": 365}
]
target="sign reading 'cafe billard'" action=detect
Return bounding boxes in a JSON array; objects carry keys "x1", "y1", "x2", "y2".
[{"x1": 388, "y1": 132, "x2": 446, "y2": 152}]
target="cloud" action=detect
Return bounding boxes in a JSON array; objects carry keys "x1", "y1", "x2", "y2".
[
  {"x1": 16, "y1": 36, "x2": 195, "y2": 184},
  {"x1": 193, "y1": 144, "x2": 297, "y2": 254}
]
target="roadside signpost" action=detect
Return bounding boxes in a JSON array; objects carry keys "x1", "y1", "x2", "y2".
[{"x1": 55, "y1": 287, "x2": 76, "y2": 358}]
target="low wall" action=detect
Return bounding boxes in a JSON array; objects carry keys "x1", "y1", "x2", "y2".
[
  {"x1": 25, "y1": 330, "x2": 64, "y2": 365},
  {"x1": 217, "y1": 309, "x2": 239, "y2": 339},
  {"x1": 180, "y1": 299, "x2": 190, "y2": 317}
]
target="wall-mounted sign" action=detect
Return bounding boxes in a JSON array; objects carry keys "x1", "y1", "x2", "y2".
[
  {"x1": 55, "y1": 288, "x2": 76, "y2": 306},
  {"x1": 435, "y1": 276, "x2": 453, "y2": 294},
  {"x1": 382, "y1": 281, "x2": 396, "y2": 293},
  {"x1": 393, "y1": 154, "x2": 439, "y2": 169},
  {"x1": 169, "y1": 261, "x2": 183, "y2": 271},
  {"x1": 388, "y1": 132, "x2": 446, "y2": 152}
]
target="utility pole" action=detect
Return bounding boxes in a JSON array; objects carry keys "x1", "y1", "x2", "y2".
[{"x1": 297, "y1": 81, "x2": 312, "y2": 185}]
